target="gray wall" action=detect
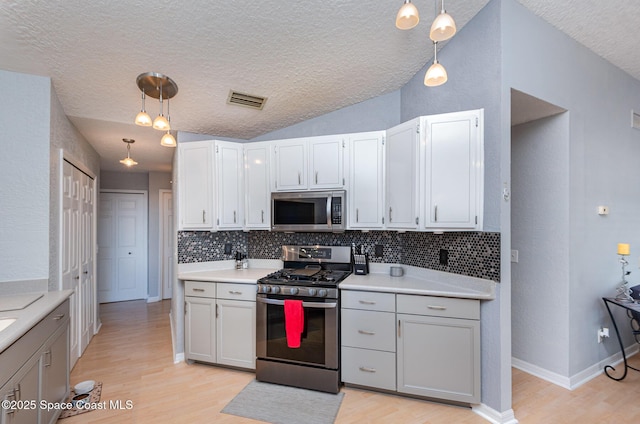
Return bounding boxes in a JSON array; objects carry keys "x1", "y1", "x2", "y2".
[
  {"x1": 503, "y1": 0, "x2": 640, "y2": 379},
  {"x1": 511, "y1": 114, "x2": 570, "y2": 375},
  {"x1": 0, "y1": 70, "x2": 51, "y2": 283}
]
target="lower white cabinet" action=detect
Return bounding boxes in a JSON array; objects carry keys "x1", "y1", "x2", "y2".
[
  {"x1": 185, "y1": 281, "x2": 256, "y2": 370},
  {"x1": 341, "y1": 291, "x2": 481, "y2": 405},
  {"x1": 0, "y1": 299, "x2": 70, "y2": 424}
]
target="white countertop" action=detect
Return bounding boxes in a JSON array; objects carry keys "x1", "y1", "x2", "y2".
[
  {"x1": 0, "y1": 290, "x2": 73, "y2": 353},
  {"x1": 339, "y1": 264, "x2": 495, "y2": 300},
  {"x1": 178, "y1": 267, "x2": 279, "y2": 283}
]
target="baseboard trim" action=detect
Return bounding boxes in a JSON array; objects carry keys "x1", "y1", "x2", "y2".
[
  {"x1": 512, "y1": 345, "x2": 639, "y2": 390},
  {"x1": 146, "y1": 296, "x2": 160, "y2": 303},
  {"x1": 473, "y1": 404, "x2": 518, "y2": 424},
  {"x1": 169, "y1": 312, "x2": 184, "y2": 363}
]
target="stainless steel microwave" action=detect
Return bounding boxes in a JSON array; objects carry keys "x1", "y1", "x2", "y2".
[{"x1": 271, "y1": 190, "x2": 346, "y2": 232}]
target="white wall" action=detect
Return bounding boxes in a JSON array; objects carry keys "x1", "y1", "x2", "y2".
[
  {"x1": 0, "y1": 70, "x2": 51, "y2": 283},
  {"x1": 511, "y1": 113, "x2": 570, "y2": 375}
]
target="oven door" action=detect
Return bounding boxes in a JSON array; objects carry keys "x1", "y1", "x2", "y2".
[{"x1": 256, "y1": 294, "x2": 339, "y2": 369}]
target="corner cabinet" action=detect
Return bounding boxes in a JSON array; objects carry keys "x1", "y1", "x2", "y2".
[
  {"x1": 185, "y1": 281, "x2": 256, "y2": 370},
  {"x1": 385, "y1": 119, "x2": 420, "y2": 230},
  {"x1": 244, "y1": 142, "x2": 271, "y2": 229},
  {"x1": 346, "y1": 132, "x2": 385, "y2": 229},
  {"x1": 420, "y1": 109, "x2": 484, "y2": 231},
  {"x1": 178, "y1": 140, "x2": 244, "y2": 231}
]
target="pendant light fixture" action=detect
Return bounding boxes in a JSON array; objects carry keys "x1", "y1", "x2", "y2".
[
  {"x1": 135, "y1": 72, "x2": 178, "y2": 146},
  {"x1": 395, "y1": 0, "x2": 419, "y2": 30},
  {"x1": 134, "y1": 88, "x2": 152, "y2": 126},
  {"x1": 424, "y1": 41, "x2": 448, "y2": 87},
  {"x1": 430, "y1": 0, "x2": 456, "y2": 42},
  {"x1": 119, "y1": 138, "x2": 138, "y2": 167}
]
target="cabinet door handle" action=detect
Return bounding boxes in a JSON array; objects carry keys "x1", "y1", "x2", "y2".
[
  {"x1": 202, "y1": 210, "x2": 206, "y2": 223},
  {"x1": 359, "y1": 366, "x2": 377, "y2": 373},
  {"x1": 216, "y1": 303, "x2": 219, "y2": 318},
  {"x1": 427, "y1": 305, "x2": 447, "y2": 311},
  {"x1": 53, "y1": 313, "x2": 65, "y2": 321},
  {"x1": 228, "y1": 290, "x2": 243, "y2": 295},
  {"x1": 233, "y1": 210, "x2": 237, "y2": 223},
  {"x1": 315, "y1": 171, "x2": 318, "y2": 184},
  {"x1": 358, "y1": 329, "x2": 375, "y2": 336},
  {"x1": 192, "y1": 288, "x2": 205, "y2": 292},
  {"x1": 389, "y1": 207, "x2": 393, "y2": 223},
  {"x1": 358, "y1": 300, "x2": 376, "y2": 305},
  {"x1": 434, "y1": 204, "x2": 438, "y2": 222},
  {"x1": 5, "y1": 391, "x2": 16, "y2": 414},
  {"x1": 261, "y1": 210, "x2": 264, "y2": 223},
  {"x1": 74, "y1": 276, "x2": 80, "y2": 280},
  {"x1": 298, "y1": 171, "x2": 301, "y2": 185},
  {"x1": 356, "y1": 208, "x2": 359, "y2": 223},
  {"x1": 14, "y1": 383, "x2": 21, "y2": 401},
  {"x1": 398, "y1": 320, "x2": 401, "y2": 337}
]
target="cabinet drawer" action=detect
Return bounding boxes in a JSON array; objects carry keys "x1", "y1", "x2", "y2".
[
  {"x1": 397, "y1": 294, "x2": 479, "y2": 320},
  {"x1": 342, "y1": 290, "x2": 395, "y2": 312},
  {"x1": 341, "y1": 346, "x2": 396, "y2": 391},
  {"x1": 341, "y1": 309, "x2": 396, "y2": 352},
  {"x1": 185, "y1": 281, "x2": 216, "y2": 298},
  {"x1": 216, "y1": 283, "x2": 256, "y2": 301}
]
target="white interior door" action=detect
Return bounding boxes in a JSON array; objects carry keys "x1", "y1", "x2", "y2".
[
  {"x1": 80, "y1": 172, "x2": 95, "y2": 352},
  {"x1": 98, "y1": 191, "x2": 148, "y2": 303},
  {"x1": 160, "y1": 190, "x2": 173, "y2": 299},
  {"x1": 62, "y1": 161, "x2": 80, "y2": 367}
]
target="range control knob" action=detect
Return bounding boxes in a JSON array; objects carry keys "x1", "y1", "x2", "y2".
[
  {"x1": 289, "y1": 287, "x2": 299, "y2": 295},
  {"x1": 271, "y1": 286, "x2": 281, "y2": 294},
  {"x1": 308, "y1": 288, "x2": 317, "y2": 297},
  {"x1": 262, "y1": 285, "x2": 271, "y2": 294},
  {"x1": 317, "y1": 289, "x2": 328, "y2": 298}
]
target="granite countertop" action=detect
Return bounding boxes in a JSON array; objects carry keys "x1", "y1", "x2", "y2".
[
  {"x1": 0, "y1": 290, "x2": 73, "y2": 353},
  {"x1": 339, "y1": 264, "x2": 496, "y2": 300}
]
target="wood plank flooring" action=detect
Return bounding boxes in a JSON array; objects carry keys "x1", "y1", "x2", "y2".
[{"x1": 61, "y1": 300, "x2": 640, "y2": 423}]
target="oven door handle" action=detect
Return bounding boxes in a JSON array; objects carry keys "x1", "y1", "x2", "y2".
[{"x1": 257, "y1": 297, "x2": 337, "y2": 309}]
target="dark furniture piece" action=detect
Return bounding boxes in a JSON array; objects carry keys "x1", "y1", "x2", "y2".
[{"x1": 602, "y1": 297, "x2": 640, "y2": 381}]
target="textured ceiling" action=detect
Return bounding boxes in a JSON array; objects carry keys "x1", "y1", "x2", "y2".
[{"x1": 1, "y1": 1, "x2": 639, "y2": 172}]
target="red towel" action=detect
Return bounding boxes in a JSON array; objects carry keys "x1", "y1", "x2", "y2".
[{"x1": 284, "y1": 299, "x2": 304, "y2": 348}]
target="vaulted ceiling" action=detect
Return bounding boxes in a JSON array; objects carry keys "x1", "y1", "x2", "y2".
[{"x1": 2, "y1": 1, "x2": 639, "y2": 172}]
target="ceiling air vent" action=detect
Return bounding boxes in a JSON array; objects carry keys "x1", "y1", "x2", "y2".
[
  {"x1": 632, "y1": 110, "x2": 640, "y2": 130},
  {"x1": 227, "y1": 90, "x2": 267, "y2": 110}
]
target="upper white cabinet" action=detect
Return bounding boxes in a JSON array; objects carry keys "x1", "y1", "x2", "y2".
[
  {"x1": 178, "y1": 141, "x2": 214, "y2": 230},
  {"x1": 272, "y1": 139, "x2": 307, "y2": 191},
  {"x1": 244, "y1": 142, "x2": 271, "y2": 229},
  {"x1": 178, "y1": 140, "x2": 244, "y2": 231},
  {"x1": 215, "y1": 141, "x2": 244, "y2": 230},
  {"x1": 385, "y1": 119, "x2": 420, "y2": 230},
  {"x1": 271, "y1": 135, "x2": 346, "y2": 192},
  {"x1": 420, "y1": 109, "x2": 483, "y2": 231},
  {"x1": 309, "y1": 135, "x2": 345, "y2": 189},
  {"x1": 346, "y1": 131, "x2": 385, "y2": 229}
]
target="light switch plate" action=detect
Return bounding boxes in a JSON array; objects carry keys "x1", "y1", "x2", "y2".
[{"x1": 511, "y1": 250, "x2": 519, "y2": 263}]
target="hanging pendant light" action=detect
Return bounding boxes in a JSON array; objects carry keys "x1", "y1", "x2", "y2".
[
  {"x1": 119, "y1": 138, "x2": 138, "y2": 167},
  {"x1": 395, "y1": 0, "x2": 419, "y2": 30},
  {"x1": 135, "y1": 72, "x2": 178, "y2": 132},
  {"x1": 430, "y1": 0, "x2": 456, "y2": 42},
  {"x1": 134, "y1": 88, "x2": 152, "y2": 126},
  {"x1": 424, "y1": 41, "x2": 447, "y2": 87},
  {"x1": 160, "y1": 98, "x2": 176, "y2": 147}
]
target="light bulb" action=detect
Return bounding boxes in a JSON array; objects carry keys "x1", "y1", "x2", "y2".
[{"x1": 119, "y1": 157, "x2": 138, "y2": 167}]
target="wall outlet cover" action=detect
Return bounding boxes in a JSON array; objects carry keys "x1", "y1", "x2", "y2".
[
  {"x1": 224, "y1": 243, "x2": 232, "y2": 255},
  {"x1": 374, "y1": 244, "x2": 384, "y2": 258},
  {"x1": 439, "y1": 249, "x2": 448, "y2": 265}
]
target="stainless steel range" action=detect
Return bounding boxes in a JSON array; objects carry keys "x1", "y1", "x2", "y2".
[{"x1": 256, "y1": 245, "x2": 352, "y2": 393}]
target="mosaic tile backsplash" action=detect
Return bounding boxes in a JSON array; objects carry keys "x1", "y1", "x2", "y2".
[{"x1": 178, "y1": 230, "x2": 500, "y2": 282}]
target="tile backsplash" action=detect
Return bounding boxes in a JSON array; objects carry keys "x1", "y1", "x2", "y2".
[{"x1": 178, "y1": 230, "x2": 500, "y2": 282}]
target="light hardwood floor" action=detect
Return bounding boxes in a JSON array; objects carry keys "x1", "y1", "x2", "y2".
[{"x1": 61, "y1": 300, "x2": 640, "y2": 423}]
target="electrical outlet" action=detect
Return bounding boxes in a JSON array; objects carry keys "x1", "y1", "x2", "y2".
[
  {"x1": 439, "y1": 249, "x2": 448, "y2": 266},
  {"x1": 224, "y1": 243, "x2": 232, "y2": 255},
  {"x1": 374, "y1": 244, "x2": 384, "y2": 258},
  {"x1": 598, "y1": 327, "x2": 610, "y2": 343},
  {"x1": 597, "y1": 205, "x2": 609, "y2": 215}
]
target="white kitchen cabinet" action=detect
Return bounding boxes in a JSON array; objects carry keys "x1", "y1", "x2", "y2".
[
  {"x1": 309, "y1": 135, "x2": 345, "y2": 189},
  {"x1": 396, "y1": 294, "x2": 480, "y2": 404},
  {"x1": 215, "y1": 141, "x2": 244, "y2": 229},
  {"x1": 385, "y1": 119, "x2": 420, "y2": 230},
  {"x1": 347, "y1": 131, "x2": 385, "y2": 229},
  {"x1": 421, "y1": 109, "x2": 483, "y2": 230},
  {"x1": 40, "y1": 324, "x2": 69, "y2": 424},
  {"x1": 0, "y1": 354, "x2": 39, "y2": 424},
  {"x1": 185, "y1": 281, "x2": 256, "y2": 370},
  {"x1": 341, "y1": 290, "x2": 396, "y2": 391},
  {"x1": 272, "y1": 139, "x2": 307, "y2": 191},
  {"x1": 244, "y1": 142, "x2": 271, "y2": 229},
  {"x1": 178, "y1": 141, "x2": 214, "y2": 230}
]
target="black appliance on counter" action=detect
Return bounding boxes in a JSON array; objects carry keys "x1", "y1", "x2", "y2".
[{"x1": 256, "y1": 245, "x2": 352, "y2": 393}]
